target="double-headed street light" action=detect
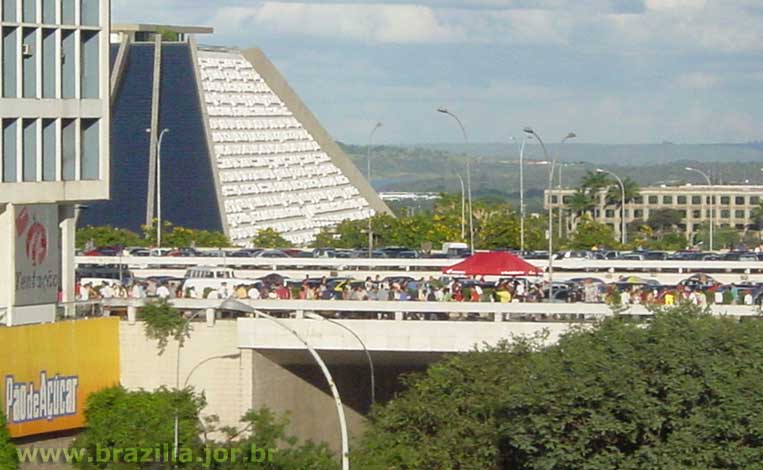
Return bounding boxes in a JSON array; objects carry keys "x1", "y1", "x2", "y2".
[
  {"x1": 305, "y1": 313, "x2": 376, "y2": 406},
  {"x1": 557, "y1": 133, "x2": 577, "y2": 239},
  {"x1": 686, "y1": 167, "x2": 714, "y2": 251},
  {"x1": 523, "y1": 127, "x2": 556, "y2": 301},
  {"x1": 438, "y1": 108, "x2": 474, "y2": 253},
  {"x1": 596, "y1": 168, "x2": 627, "y2": 245},
  {"x1": 145, "y1": 127, "x2": 170, "y2": 247},
  {"x1": 455, "y1": 173, "x2": 466, "y2": 241},
  {"x1": 511, "y1": 135, "x2": 534, "y2": 253},
  {"x1": 219, "y1": 299, "x2": 350, "y2": 470}
]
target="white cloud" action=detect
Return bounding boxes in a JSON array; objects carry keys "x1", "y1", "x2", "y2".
[
  {"x1": 675, "y1": 72, "x2": 720, "y2": 90},
  {"x1": 212, "y1": 3, "x2": 461, "y2": 44},
  {"x1": 644, "y1": 0, "x2": 706, "y2": 11},
  {"x1": 202, "y1": 0, "x2": 763, "y2": 52},
  {"x1": 210, "y1": 2, "x2": 578, "y2": 45}
]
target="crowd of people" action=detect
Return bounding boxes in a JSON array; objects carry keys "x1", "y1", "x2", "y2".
[{"x1": 74, "y1": 274, "x2": 761, "y2": 307}]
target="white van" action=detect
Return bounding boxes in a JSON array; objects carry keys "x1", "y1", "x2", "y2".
[
  {"x1": 441, "y1": 242, "x2": 470, "y2": 257},
  {"x1": 182, "y1": 267, "x2": 256, "y2": 297}
]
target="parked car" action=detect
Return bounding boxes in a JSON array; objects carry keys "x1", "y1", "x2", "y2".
[
  {"x1": 254, "y1": 250, "x2": 291, "y2": 258},
  {"x1": 84, "y1": 246, "x2": 122, "y2": 257},
  {"x1": 379, "y1": 246, "x2": 414, "y2": 258},
  {"x1": 722, "y1": 252, "x2": 758, "y2": 262},
  {"x1": 230, "y1": 249, "x2": 262, "y2": 258},
  {"x1": 643, "y1": 251, "x2": 668, "y2": 261}
]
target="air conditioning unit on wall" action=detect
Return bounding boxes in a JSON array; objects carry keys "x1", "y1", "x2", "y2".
[{"x1": 22, "y1": 44, "x2": 33, "y2": 57}]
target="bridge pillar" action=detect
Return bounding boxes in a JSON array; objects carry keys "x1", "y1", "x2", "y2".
[
  {"x1": 127, "y1": 305, "x2": 137, "y2": 324},
  {"x1": 294, "y1": 310, "x2": 305, "y2": 319},
  {"x1": 395, "y1": 312, "x2": 404, "y2": 321},
  {"x1": 206, "y1": 308, "x2": 216, "y2": 327},
  {"x1": 494, "y1": 311, "x2": 504, "y2": 322}
]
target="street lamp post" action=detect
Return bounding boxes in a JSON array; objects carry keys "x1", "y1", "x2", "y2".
[
  {"x1": 219, "y1": 300, "x2": 350, "y2": 470},
  {"x1": 557, "y1": 133, "x2": 577, "y2": 239},
  {"x1": 523, "y1": 127, "x2": 555, "y2": 302},
  {"x1": 455, "y1": 173, "x2": 466, "y2": 241},
  {"x1": 514, "y1": 135, "x2": 533, "y2": 253},
  {"x1": 146, "y1": 128, "x2": 170, "y2": 247},
  {"x1": 172, "y1": 309, "x2": 202, "y2": 466},
  {"x1": 182, "y1": 352, "x2": 242, "y2": 444},
  {"x1": 686, "y1": 167, "x2": 714, "y2": 251},
  {"x1": 305, "y1": 313, "x2": 376, "y2": 406},
  {"x1": 438, "y1": 108, "x2": 474, "y2": 254},
  {"x1": 367, "y1": 123, "x2": 382, "y2": 258},
  {"x1": 596, "y1": 168, "x2": 627, "y2": 245}
]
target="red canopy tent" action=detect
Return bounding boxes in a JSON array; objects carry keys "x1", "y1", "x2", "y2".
[{"x1": 442, "y1": 252, "x2": 543, "y2": 277}]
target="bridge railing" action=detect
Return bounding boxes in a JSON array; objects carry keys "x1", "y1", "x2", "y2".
[{"x1": 91, "y1": 298, "x2": 763, "y2": 324}]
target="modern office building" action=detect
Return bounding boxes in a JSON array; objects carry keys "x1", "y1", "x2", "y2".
[
  {"x1": 0, "y1": 0, "x2": 110, "y2": 325},
  {"x1": 79, "y1": 24, "x2": 390, "y2": 246},
  {"x1": 546, "y1": 185, "x2": 763, "y2": 241}
]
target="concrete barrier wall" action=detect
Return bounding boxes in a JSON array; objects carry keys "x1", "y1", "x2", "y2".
[{"x1": 119, "y1": 321, "x2": 250, "y2": 435}]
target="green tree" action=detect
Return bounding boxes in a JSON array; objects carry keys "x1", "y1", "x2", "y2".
[
  {"x1": 647, "y1": 232, "x2": 687, "y2": 250},
  {"x1": 579, "y1": 170, "x2": 610, "y2": 195},
  {"x1": 213, "y1": 408, "x2": 337, "y2": 469},
  {"x1": 566, "y1": 188, "x2": 596, "y2": 228},
  {"x1": 751, "y1": 204, "x2": 763, "y2": 231},
  {"x1": 139, "y1": 299, "x2": 191, "y2": 355},
  {"x1": 646, "y1": 208, "x2": 683, "y2": 232},
  {"x1": 567, "y1": 217, "x2": 617, "y2": 249},
  {"x1": 356, "y1": 305, "x2": 763, "y2": 469},
  {"x1": 603, "y1": 177, "x2": 640, "y2": 205},
  {"x1": 73, "y1": 386, "x2": 337, "y2": 470},
  {"x1": 476, "y1": 207, "x2": 521, "y2": 250},
  {"x1": 71, "y1": 386, "x2": 206, "y2": 469},
  {"x1": 76, "y1": 225, "x2": 145, "y2": 249},
  {"x1": 0, "y1": 411, "x2": 18, "y2": 470},
  {"x1": 141, "y1": 220, "x2": 231, "y2": 248},
  {"x1": 252, "y1": 228, "x2": 294, "y2": 249},
  {"x1": 694, "y1": 222, "x2": 742, "y2": 250},
  {"x1": 311, "y1": 195, "x2": 545, "y2": 251}
]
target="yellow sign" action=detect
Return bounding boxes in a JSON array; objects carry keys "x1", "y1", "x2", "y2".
[{"x1": 0, "y1": 318, "x2": 120, "y2": 438}]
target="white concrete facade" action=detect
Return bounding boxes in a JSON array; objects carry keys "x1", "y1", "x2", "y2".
[
  {"x1": 547, "y1": 184, "x2": 763, "y2": 240},
  {"x1": 194, "y1": 47, "x2": 390, "y2": 246},
  {"x1": 0, "y1": 0, "x2": 110, "y2": 325}
]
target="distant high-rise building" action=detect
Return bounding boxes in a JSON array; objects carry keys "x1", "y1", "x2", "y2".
[
  {"x1": 80, "y1": 24, "x2": 390, "y2": 246},
  {"x1": 0, "y1": 0, "x2": 110, "y2": 325}
]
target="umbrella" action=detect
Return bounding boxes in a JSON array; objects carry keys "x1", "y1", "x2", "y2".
[{"x1": 443, "y1": 252, "x2": 543, "y2": 277}]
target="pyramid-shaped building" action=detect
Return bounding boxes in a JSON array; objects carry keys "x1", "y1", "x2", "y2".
[{"x1": 80, "y1": 24, "x2": 390, "y2": 246}]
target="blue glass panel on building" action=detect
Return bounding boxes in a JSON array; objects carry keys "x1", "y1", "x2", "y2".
[
  {"x1": 109, "y1": 43, "x2": 118, "y2": 71},
  {"x1": 156, "y1": 44, "x2": 222, "y2": 232},
  {"x1": 79, "y1": 44, "x2": 154, "y2": 231},
  {"x1": 2, "y1": 120, "x2": 18, "y2": 182},
  {"x1": 3, "y1": 28, "x2": 18, "y2": 98},
  {"x1": 3, "y1": 0, "x2": 17, "y2": 22},
  {"x1": 42, "y1": 119, "x2": 56, "y2": 181},
  {"x1": 22, "y1": 119, "x2": 36, "y2": 182},
  {"x1": 80, "y1": 43, "x2": 222, "y2": 234}
]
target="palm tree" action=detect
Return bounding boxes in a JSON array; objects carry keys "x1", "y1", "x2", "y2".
[
  {"x1": 605, "y1": 177, "x2": 640, "y2": 207},
  {"x1": 568, "y1": 189, "x2": 596, "y2": 226},
  {"x1": 750, "y1": 204, "x2": 763, "y2": 237},
  {"x1": 580, "y1": 170, "x2": 610, "y2": 196}
]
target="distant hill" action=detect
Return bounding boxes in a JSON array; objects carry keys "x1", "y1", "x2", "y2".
[
  {"x1": 338, "y1": 142, "x2": 763, "y2": 212},
  {"x1": 412, "y1": 143, "x2": 763, "y2": 165}
]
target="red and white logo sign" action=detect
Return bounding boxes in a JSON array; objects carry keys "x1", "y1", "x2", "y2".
[{"x1": 16, "y1": 209, "x2": 49, "y2": 267}]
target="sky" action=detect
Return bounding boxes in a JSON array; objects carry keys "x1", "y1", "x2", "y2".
[{"x1": 112, "y1": 0, "x2": 763, "y2": 145}]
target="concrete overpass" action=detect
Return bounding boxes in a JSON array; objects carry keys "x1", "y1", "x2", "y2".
[{"x1": 110, "y1": 299, "x2": 762, "y2": 454}]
